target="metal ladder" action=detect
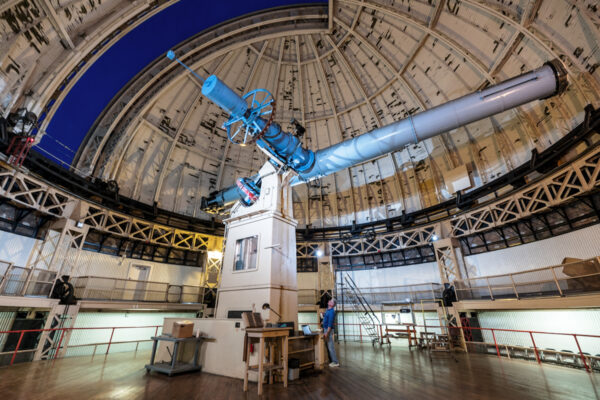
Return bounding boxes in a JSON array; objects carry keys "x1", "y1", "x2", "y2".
[
  {"x1": 419, "y1": 299, "x2": 466, "y2": 355},
  {"x1": 343, "y1": 275, "x2": 381, "y2": 346},
  {"x1": 34, "y1": 303, "x2": 80, "y2": 360}
]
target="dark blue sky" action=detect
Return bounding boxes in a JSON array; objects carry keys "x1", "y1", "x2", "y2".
[{"x1": 40, "y1": 1, "x2": 325, "y2": 167}]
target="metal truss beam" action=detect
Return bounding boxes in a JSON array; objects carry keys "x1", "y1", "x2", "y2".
[
  {"x1": 82, "y1": 229, "x2": 204, "y2": 267},
  {"x1": 0, "y1": 161, "x2": 222, "y2": 252},
  {"x1": 449, "y1": 146, "x2": 600, "y2": 237}
]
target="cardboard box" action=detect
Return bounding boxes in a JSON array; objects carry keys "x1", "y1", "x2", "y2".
[{"x1": 172, "y1": 320, "x2": 194, "y2": 338}]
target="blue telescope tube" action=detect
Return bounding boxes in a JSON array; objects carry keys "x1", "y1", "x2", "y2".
[
  {"x1": 256, "y1": 122, "x2": 315, "y2": 172},
  {"x1": 202, "y1": 75, "x2": 248, "y2": 117},
  {"x1": 201, "y1": 76, "x2": 316, "y2": 172}
]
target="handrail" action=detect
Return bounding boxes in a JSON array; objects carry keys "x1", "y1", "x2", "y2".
[
  {"x1": 73, "y1": 275, "x2": 185, "y2": 286},
  {"x1": 72, "y1": 275, "x2": 206, "y2": 289},
  {"x1": 336, "y1": 281, "x2": 443, "y2": 306},
  {"x1": 302, "y1": 321, "x2": 600, "y2": 373},
  {"x1": 0, "y1": 268, "x2": 207, "y2": 304},
  {"x1": 338, "y1": 282, "x2": 442, "y2": 291},
  {"x1": 455, "y1": 257, "x2": 600, "y2": 281},
  {"x1": 0, "y1": 324, "x2": 162, "y2": 366},
  {"x1": 453, "y1": 256, "x2": 600, "y2": 301}
]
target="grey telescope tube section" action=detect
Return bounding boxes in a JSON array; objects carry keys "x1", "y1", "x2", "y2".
[{"x1": 293, "y1": 60, "x2": 566, "y2": 184}]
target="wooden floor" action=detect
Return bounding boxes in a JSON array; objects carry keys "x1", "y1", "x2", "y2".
[{"x1": 1, "y1": 343, "x2": 599, "y2": 400}]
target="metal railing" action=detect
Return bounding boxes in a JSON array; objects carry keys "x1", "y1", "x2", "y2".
[
  {"x1": 1, "y1": 320, "x2": 598, "y2": 373},
  {"x1": 454, "y1": 257, "x2": 600, "y2": 301},
  {"x1": 0, "y1": 262, "x2": 56, "y2": 297},
  {"x1": 71, "y1": 276, "x2": 205, "y2": 304},
  {"x1": 0, "y1": 324, "x2": 162, "y2": 366},
  {"x1": 337, "y1": 282, "x2": 443, "y2": 306},
  {"x1": 0, "y1": 261, "x2": 206, "y2": 304},
  {"x1": 302, "y1": 321, "x2": 600, "y2": 372}
]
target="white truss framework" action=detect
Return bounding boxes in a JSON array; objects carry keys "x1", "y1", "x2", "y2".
[
  {"x1": 434, "y1": 238, "x2": 465, "y2": 284},
  {"x1": 298, "y1": 145, "x2": 600, "y2": 257},
  {"x1": 450, "y1": 146, "x2": 600, "y2": 237},
  {"x1": 0, "y1": 162, "x2": 220, "y2": 251},
  {"x1": 297, "y1": 223, "x2": 440, "y2": 258}
]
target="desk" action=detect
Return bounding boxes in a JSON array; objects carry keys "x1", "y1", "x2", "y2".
[
  {"x1": 288, "y1": 334, "x2": 325, "y2": 369},
  {"x1": 145, "y1": 336, "x2": 209, "y2": 376},
  {"x1": 244, "y1": 328, "x2": 289, "y2": 396}
]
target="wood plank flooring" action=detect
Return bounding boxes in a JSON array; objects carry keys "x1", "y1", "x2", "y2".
[{"x1": 0, "y1": 342, "x2": 599, "y2": 399}]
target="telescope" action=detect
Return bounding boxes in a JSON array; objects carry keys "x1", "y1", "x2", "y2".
[{"x1": 166, "y1": 51, "x2": 568, "y2": 213}]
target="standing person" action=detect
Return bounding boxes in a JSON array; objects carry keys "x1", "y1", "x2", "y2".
[{"x1": 323, "y1": 299, "x2": 339, "y2": 367}]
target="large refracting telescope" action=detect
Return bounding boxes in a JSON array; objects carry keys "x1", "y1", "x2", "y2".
[{"x1": 166, "y1": 51, "x2": 568, "y2": 213}]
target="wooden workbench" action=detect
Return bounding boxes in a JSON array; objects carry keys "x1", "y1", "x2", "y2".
[{"x1": 243, "y1": 327, "x2": 289, "y2": 395}]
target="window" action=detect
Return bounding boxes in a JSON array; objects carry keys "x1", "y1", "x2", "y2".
[{"x1": 234, "y1": 236, "x2": 258, "y2": 271}]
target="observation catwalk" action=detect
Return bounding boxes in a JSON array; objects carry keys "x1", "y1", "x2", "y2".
[{"x1": 0, "y1": 343, "x2": 598, "y2": 399}]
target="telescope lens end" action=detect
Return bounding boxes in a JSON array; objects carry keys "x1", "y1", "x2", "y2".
[{"x1": 545, "y1": 58, "x2": 569, "y2": 95}]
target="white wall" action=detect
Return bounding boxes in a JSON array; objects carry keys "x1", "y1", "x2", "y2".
[
  {"x1": 341, "y1": 261, "x2": 440, "y2": 288},
  {"x1": 72, "y1": 249, "x2": 204, "y2": 286},
  {"x1": 463, "y1": 224, "x2": 600, "y2": 277},
  {"x1": 0, "y1": 230, "x2": 203, "y2": 286},
  {"x1": 477, "y1": 309, "x2": 600, "y2": 355},
  {"x1": 0, "y1": 231, "x2": 36, "y2": 266},
  {"x1": 66, "y1": 311, "x2": 196, "y2": 356}
]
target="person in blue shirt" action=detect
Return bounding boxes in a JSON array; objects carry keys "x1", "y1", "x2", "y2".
[{"x1": 323, "y1": 299, "x2": 339, "y2": 367}]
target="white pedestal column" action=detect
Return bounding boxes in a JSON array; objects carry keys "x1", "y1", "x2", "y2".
[{"x1": 215, "y1": 162, "x2": 298, "y2": 327}]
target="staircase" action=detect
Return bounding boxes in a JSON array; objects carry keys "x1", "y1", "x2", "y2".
[{"x1": 343, "y1": 275, "x2": 381, "y2": 346}]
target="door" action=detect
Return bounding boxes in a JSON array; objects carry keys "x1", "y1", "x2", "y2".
[{"x1": 128, "y1": 265, "x2": 150, "y2": 301}]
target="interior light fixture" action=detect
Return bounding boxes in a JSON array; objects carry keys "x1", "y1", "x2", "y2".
[
  {"x1": 208, "y1": 250, "x2": 223, "y2": 259},
  {"x1": 262, "y1": 303, "x2": 281, "y2": 321}
]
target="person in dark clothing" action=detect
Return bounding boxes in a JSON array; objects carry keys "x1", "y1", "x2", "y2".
[
  {"x1": 50, "y1": 277, "x2": 64, "y2": 299},
  {"x1": 51, "y1": 275, "x2": 77, "y2": 305},
  {"x1": 442, "y1": 283, "x2": 457, "y2": 307}
]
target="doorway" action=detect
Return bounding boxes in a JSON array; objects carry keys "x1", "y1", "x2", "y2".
[{"x1": 128, "y1": 265, "x2": 150, "y2": 301}]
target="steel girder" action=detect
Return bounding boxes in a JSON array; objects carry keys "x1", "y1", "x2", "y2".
[
  {"x1": 297, "y1": 144, "x2": 600, "y2": 269},
  {"x1": 450, "y1": 146, "x2": 600, "y2": 237},
  {"x1": 0, "y1": 161, "x2": 221, "y2": 252}
]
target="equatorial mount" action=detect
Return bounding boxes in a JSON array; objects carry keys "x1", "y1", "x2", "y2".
[{"x1": 223, "y1": 89, "x2": 275, "y2": 146}]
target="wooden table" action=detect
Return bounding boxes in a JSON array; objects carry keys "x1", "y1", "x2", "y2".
[
  {"x1": 383, "y1": 324, "x2": 418, "y2": 348},
  {"x1": 288, "y1": 334, "x2": 325, "y2": 370},
  {"x1": 145, "y1": 335, "x2": 210, "y2": 376},
  {"x1": 243, "y1": 327, "x2": 289, "y2": 395}
]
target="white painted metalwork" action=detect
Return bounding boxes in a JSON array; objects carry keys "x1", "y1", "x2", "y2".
[
  {"x1": 0, "y1": 161, "x2": 221, "y2": 251},
  {"x1": 454, "y1": 256, "x2": 600, "y2": 301}
]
